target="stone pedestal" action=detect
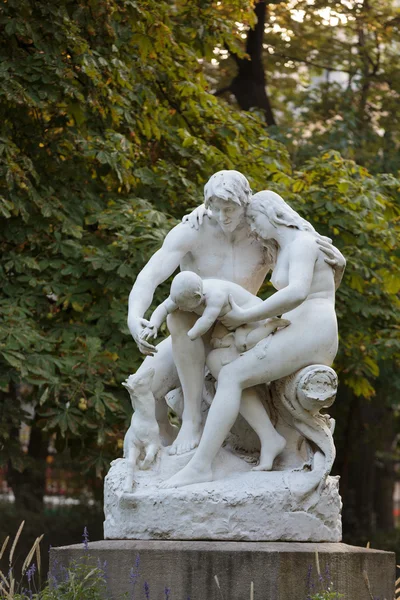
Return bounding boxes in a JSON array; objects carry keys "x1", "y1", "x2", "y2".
[{"x1": 51, "y1": 540, "x2": 395, "y2": 600}]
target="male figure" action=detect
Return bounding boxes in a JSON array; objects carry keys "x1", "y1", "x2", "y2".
[{"x1": 127, "y1": 170, "x2": 345, "y2": 454}]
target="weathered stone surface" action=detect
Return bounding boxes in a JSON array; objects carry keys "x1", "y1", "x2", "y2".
[
  {"x1": 51, "y1": 540, "x2": 395, "y2": 600},
  {"x1": 104, "y1": 451, "x2": 342, "y2": 542}
]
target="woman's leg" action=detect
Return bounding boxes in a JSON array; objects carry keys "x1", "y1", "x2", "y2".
[
  {"x1": 239, "y1": 389, "x2": 286, "y2": 470},
  {"x1": 208, "y1": 347, "x2": 285, "y2": 470},
  {"x1": 161, "y1": 323, "x2": 315, "y2": 488}
]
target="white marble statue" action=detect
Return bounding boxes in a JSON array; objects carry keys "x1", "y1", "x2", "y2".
[
  {"x1": 140, "y1": 271, "x2": 290, "y2": 462},
  {"x1": 126, "y1": 170, "x2": 344, "y2": 455},
  {"x1": 104, "y1": 170, "x2": 346, "y2": 542},
  {"x1": 161, "y1": 189, "x2": 339, "y2": 488}
]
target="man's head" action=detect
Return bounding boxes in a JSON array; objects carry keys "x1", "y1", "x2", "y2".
[
  {"x1": 171, "y1": 271, "x2": 204, "y2": 311},
  {"x1": 204, "y1": 170, "x2": 252, "y2": 233}
]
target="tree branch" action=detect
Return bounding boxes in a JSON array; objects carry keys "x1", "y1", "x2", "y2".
[{"x1": 213, "y1": 85, "x2": 232, "y2": 97}]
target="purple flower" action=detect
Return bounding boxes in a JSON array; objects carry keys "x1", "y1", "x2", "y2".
[
  {"x1": 82, "y1": 526, "x2": 90, "y2": 551},
  {"x1": 306, "y1": 564, "x2": 313, "y2": 599},
  {"x1": 165, "y1": 587, "x2": 170, "y2": 600},
  {"x1": 97, "y1": 558, "x2": 108, "y2": 581},
  {"x1": 129, "y1": 555, "x2": 140, "y2": 599},
  {"x1": 26, "y1": 563, "x2": 36, "y2": 584},
  {"x1": 144, "y1": 581, "x2": 150, "y2": 599}
]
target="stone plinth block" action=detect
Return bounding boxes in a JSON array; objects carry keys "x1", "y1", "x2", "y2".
[
  {"x1": 51, "y1": 540, "x2": 395, "y2": 600},
  {"x1": 104, "y1": 452, "x2": 342, "y2": 541}
]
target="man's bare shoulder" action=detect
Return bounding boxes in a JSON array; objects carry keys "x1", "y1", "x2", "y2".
[{"x1": 163, "y1": 220, "x2": 203, "y2": 252}]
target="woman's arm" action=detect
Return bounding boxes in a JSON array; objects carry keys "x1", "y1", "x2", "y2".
[{"x1": 222, "y1": 237, "x2": 318, "y2": 327}]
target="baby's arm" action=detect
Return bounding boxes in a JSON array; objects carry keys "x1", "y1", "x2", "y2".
[
  {"x1": 141, "y1": 297, "x2": 177, "y2": 340},
  {"x1": 187, "y1": 293, "x2": 225, "y2": 341}
]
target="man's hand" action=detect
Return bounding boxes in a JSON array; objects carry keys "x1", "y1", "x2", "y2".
[
  {"x1": 128, "y1": 317, "x2": 158, "y2": 356},
  {"x1": 182, "y1": 204, "x2": 212, "y2": 230}
]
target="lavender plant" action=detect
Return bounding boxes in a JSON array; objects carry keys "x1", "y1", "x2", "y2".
[{"x1": 306, "y1": 554, "x2": 344, "y2": 600}]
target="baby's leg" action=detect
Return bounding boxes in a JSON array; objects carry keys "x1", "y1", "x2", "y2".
[{"x1": 239, "y1": 388, "x2": 286, "y2": 470}]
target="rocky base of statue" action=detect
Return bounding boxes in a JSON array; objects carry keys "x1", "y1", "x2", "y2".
[
  {"x1": 104, "y1": 364, "x2": 342, "y2": 542},
  {"x1": 104, "y1": 447, "x2": 342, "y2": 542}
]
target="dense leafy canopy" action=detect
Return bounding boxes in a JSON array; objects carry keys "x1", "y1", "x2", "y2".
[
  {"x1": 214, "y1": 0, "x2": 400, "y2": 173},
  {"x1": 0, "y1": 0, "x2": 399, "y2": 487}
]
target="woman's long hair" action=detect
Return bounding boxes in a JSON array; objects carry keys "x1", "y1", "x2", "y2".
[{"x1": 248, "y1": 191, "x2": 318, "y2": 266}]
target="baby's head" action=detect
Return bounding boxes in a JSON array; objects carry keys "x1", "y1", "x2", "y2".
[{"x1": 170, "y1": 272, "x2": 204, "y2": 311}]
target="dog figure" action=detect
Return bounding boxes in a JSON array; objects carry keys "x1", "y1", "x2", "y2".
[{"x1": 122, "y1": 367, "x2": 161, "y2": 491}]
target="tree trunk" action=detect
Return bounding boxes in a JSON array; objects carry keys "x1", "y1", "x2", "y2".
[
  {"x1": 7, "y1": 418, "x2": 48, "y2": 513},
  {"x1": 216, "y1": 1, "x2": 276, "y2": 126},
  {"x1": 332, "y1": 384, "x2": 396, "y2": 541}
]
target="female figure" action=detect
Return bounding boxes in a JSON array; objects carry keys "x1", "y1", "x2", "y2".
[{"x1": 162, "y1": 190, "x2": 339, "y2": 488}]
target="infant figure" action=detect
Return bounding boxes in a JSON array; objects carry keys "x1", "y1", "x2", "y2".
[{"x1": 140, "y1": 271, "x2": 290, "y2": 347}]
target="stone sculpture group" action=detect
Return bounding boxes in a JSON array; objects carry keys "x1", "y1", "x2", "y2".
[{"x1": 104, "y1": 170, "x2": 346, "y2": 542}]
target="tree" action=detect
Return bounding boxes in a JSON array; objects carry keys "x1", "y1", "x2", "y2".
[
  {"x1": 0, "y1": 0, "x2": 288, "y2": 506},
  {"x1": 211, "y1": 0, "x2": 400, "y2": 173},
  {"x1": 215, "y1": 1, "x2": 276, "y2": 125},
  {"x1": 0, "y1": 0, "x2": 398, "y2": 535}
]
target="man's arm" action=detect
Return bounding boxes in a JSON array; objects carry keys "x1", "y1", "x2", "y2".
[
  {"x1": 187, "y1": 294, "x2": 225, "y2": 340},
  {"x1": 128, "y1": 223, "x2": 197, "y2": 354}
]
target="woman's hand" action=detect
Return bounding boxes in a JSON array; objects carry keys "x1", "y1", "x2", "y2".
[
  {"x1": 182, "y1": 204, "x2": 212, "y2": 230},
  {"x1": 220, "y1": 295, "x2": 248, "y2": 330}
]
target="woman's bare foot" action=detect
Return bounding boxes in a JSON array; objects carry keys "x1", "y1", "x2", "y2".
[
  {"x1": 168, "y1": 421, "x2": 202, "y2": 455},
  {"x1": 252, "y1": 432, "x2": 286, "y2": 471},
  {"x1": 160, "y1": 462, "x2": 212, "y2": 488}
]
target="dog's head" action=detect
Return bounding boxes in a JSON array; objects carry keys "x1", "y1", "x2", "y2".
[{"x1": 122, "y1": 368, "x2": 155, "y2": 402}]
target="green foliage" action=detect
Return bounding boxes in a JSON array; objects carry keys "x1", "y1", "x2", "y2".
[
  {"x1": 212, "y1": 0, "x2": 400, "y2": 173},
  {"x1": 6, "y1": 559, "x2": 108, "y2": 600},
  {"x1": 263, "y1": 150, "x2": 400, "y2": 398},
  {"x1": 41, "y1": 559, "x2": 107, "y2": 600},
  {"x1": 0, "y1": 0, "x2": 399, "y2": 485},
  {"x1": 0, "y1": 0, "x2": 288, "y2": 477}
]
